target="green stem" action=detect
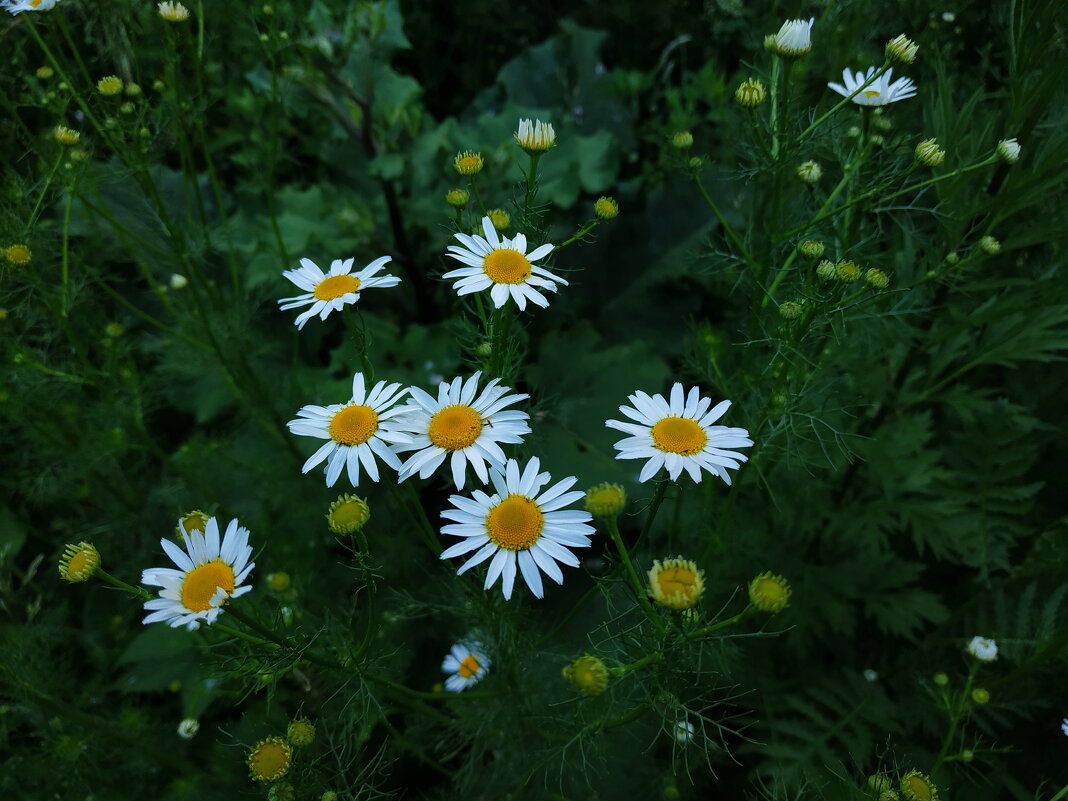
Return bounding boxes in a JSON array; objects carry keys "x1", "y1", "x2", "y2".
[
  {"x1": 932, "y1": 661, "x2": 978, "y2": 774},
  {"x1": 554, "y1": 219, "x2": 600, "y2": 250},
  {"x1": 59, "y1": 186, "x2": 73, "y2": 316},
  {"x1": 689, "y1": 606, "x2": 754, "y2": 638},
  {"x1": 606, "y1": 516, "x2": 664, "y2": 632},
  {"x1": 522, "y1": 152, "x2": 541, "y2": 228},
  {"x1": 691, "y1": 169, "x2": 756, "y2": 270},
  {"x1": 769, "y1": 56, "x2": 782, "y2": 157},
  {"x1": 209, "y1": 620, "x2": 278, "y2": 648},
  {"x1": 468, "y1": 177, "x2": 489, "y2": 218},
  {"x1": 611, "y1": 650, "x2": 664, "y2": 678},
  {"x1": 635, "y1": 479, "x2": 670, "y2": 550},
  {"x1": 96, "y1": 569, "x2": 152, "y2": 599},
  {"x1": 796, "y1": 61, "x2": 891, "y2": 144},
  {"x1": 24, "y1": 152, "x2": 64, "y2": 234}
]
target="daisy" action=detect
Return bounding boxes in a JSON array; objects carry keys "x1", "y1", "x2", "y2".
[
  {"x1": 828, "y1": 66, "x2": 917, "y2": 106},
  {"x1": 278, "y1": 255, "x2": 400, "y2": 330},
  {"x1": 442, "y1": 641, "x2": 490, "y2": 692},
  {"x1": 514, "y1": 118, "x2": 556, "y2": 153},
  {"x1": 3, "y1": 0, "x2": 62, "y2": 14},
  {"x1": 443, "y1": 216, "x2": 567, "y2": 311},
  {"x1": 141, "y1": 516, "x2": 254, "y2": 630},
  {"x1": 966, "y1": 636, "x2": 998, "y2": 662},
  {"x1": 770, "y1": 18, "x2": 814, "y2": 57},
  {"x1": 605, "y1": 383, "x2": 753, "y2": 484},
  {"x1": 287, "y1": 373, "x2": 411, "y2": 487},
  {"x1": 392, "y1": 372, "x2": 530, "y2": 490},
  {"x1": 439, "y1": 457, "x2": 595, "y2": 599}
]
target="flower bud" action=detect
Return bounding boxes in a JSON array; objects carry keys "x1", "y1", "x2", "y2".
[
  {"x1": 748, "y1": 572, "x2": 791, "y2": 612},
  {"x1": 798, "y1": 240, "x2": 824, "y2": 258},
  {"x1": 735, "y1": 78, "x2": 767, "y2": 108},
  {"x1": 562, "y1": 655, "x2": 609, "y2": 696},
  {"x1": 97, "y1": 75, "x2": 123, "y2": 96},
  {"x1": 995, "y1": 138, "x2": 1020, "y2": 163},
  {"x1": 864, "y1": 268, "x2": 889, "y2": 289},
  {"x1": 445, "y1": 188, "x2": 469, "y2": 207},
  {"x1": 915, "y1": 138, "x2": 945, "y2": 167},
  {"x1": 453, "y1": 150, "x2": 483, "y2": 176},
  {"x1": 671, "y1": 131, "x2": 694, "y2": 149},
  {"x1": 796, "y1": 160, "x2": 822, "y2": 183},
  {"x1": 834, "y1": 259, "x2": 861, "y2": 282},
  {"x1": 978, "y1": 235, "x2": 1000, "y2": 255},
  {"x1": 594, "y1": 196, "x2": 619, "y2": 220},
  {"x1": 778, "y1": 300, "x2": 802, "y2": 320},
  {"x1": 886, "y1": 34, "x2": 919, "y2": 65},
  {"x1": 584, "y1": 482, "x2": 626, "y2": 518},
  {"x1": 816, "y1": 259, "x2": 836, "y2": 280}
]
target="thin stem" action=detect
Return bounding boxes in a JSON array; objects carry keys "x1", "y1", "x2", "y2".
[
  {"x1": 635, "y1": 480, "x2": 670, "y2": 550},
  {"x1": 554, "y1": 219, "x2": 600, "y2": 250},
  {"x1": 95, "y1": 569, "x2": 153, "y2": 600},
  {"x1": 59, "y1": 186, "x2": 73, "y2": 316},
  {"x1": 606, "y1": 516, "x2": 664, "y2": 632},
  {"x1": 24, "y1": 152, "x2": 64, "y2": 234},
  {"x1": 468, "y1": 177, "x2": 489, "y2": 218},
  {"x1": 932, "y1": 661, "x2": 978, "y2": 774},
  {"x1": 691, "y1": 169, "x2": 757, "y2": 270}
]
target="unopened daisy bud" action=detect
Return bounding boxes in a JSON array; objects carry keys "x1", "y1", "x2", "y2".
[
  {"x1": 748, "y1": 571, "x2": 791, "y2": 612},
  {"x1": 584, "y1": 482, "x2": 627, "y2": 518},
  {"x1": 268, "y1": 782, "x2": 296, "y2": 801},
  {"x1": 54, "y1": 126, "x2": 80, "y2": 146},
  {"x1": 847, "y1": 125, "x2": 862, "y2": 138},
  {"x1": 971, "y1": 687, "x2": 990, "y2": 705},
  {"x1": 944, "y1": 252, "x2": 959, "y2": 265},
  {"x1": 870, "y1": 134, "x2": 885, "y2": 146},
  {"x1": 915, "y1": 138, "x2": 945, "y2": 167},
  {"x1": 266, "y1": 571, "x2": 291, "y2": 592},
  {"x1": 177, "y1": 718, "x2": 199, "y2": 739},
  {"x1": 562, "y1": 654, "x2": 609, "y2": 696},
  {"x1": 960, "y1": 749, "x2": 974, "y2": 763},
  {"x1": 158, "y1": 1, "x2": 190, "y2": 22},
  {"x1": 475, "y1": 340, "x2": 493, "y2": 357},
  {"x1": 899, "y1": 770, "x2": 939, "y2": 801},
  {"x1": 798, "y1": 240, "x2": 824, "y2": 258},
  {"x1": 70, "y1": 148, "x2": 88, "y2": 162},
  {"x1": 770, "y1": 18, "x2": 815, "y2": 57},
  {"x1": 58, "y1": 542, "x2": 100, "y2": 582},
  {"x1": 514, "y1": 118, "x2": 556, "y2": 154},
  {"x1": 816, "y1": 259, "x2": 836, "y2": 280},
  {"x1": 966, "y1": 635, "x2": 997, "y2": 662},
  {"x1": 734, "y1": 78, "x2": 768, "y2": 108},
  {"x1": 873, "y1": 114, "x2": 893, "y2": 132},
  {"x1": 648, "y1": 557, "x2": 705, "y2": 610},
  {"x1": 120, "y1": 102, "x2": 135, "y2": 115},
  {"x1": 671, "y1": 131, "x2": 694, "y2": 149},
  {"x1": 488, "y1": 208, "x2": 510, "y2": 230},
  {"x1": 286, "y1": 717, "x2": 315, "y2": 747},
  {"x1": 169, "y1": 273, "x2": 188, "y2": 289},
  {"x1": 933, "y1": 672, "x2": 949, "y2": 686},
  {"x1": 152, "y1": 79, "x2": 165, "y2": 92},
  {"x1": 327, "y1": 494, "x2": 370, "y2": 534},
  {"x1": 321, "y1": 793, "x2": 338, "y2": 801},
  {"x1": 978, "y1": 235, "x2": 1000, "y2": 255},
  {"x1": 594, "y1": 196, "x2": 619, "y2": 220},
  {"x1": 125, "y1": 83, "x2": 142, "y2": 97},
  {"x1": 763, "y1": 34, "x2": 778, "y2": 52},
  {"x1": 97, "y1": 75, "x2": 123, "y2": 96},
  {"x1": 674, "y1": 720, "x2": 695, "y2": 743},
  {"x1": 886, "y1": 34, "x2": 919, "y2": 64},
  {"x1": 864, "y1": 268, "x2": 889, "y2": 289},
  {"x1": 778, "y1": 300, "x2": 802, "y2": 320},
  {"x1": 796, "y1": 160, "x2": 822, "y2": 183},
  {"x1": 835, "y1": 259, "x2": 861, "y2": 282},
  {"x1": 869, "y1": 775, "x2": 892, "y2": 792},
  {"x1": 453, "y1": 150, "x2": 483, "y2": 176},
  {"x1": 176, "y1": 510, "x2": 210, "y2": 537},
  {"x1": 445, "y1": 188, "x2": 469, "y2": 207},
  {"x1": 248, "y1": 737, "x2": 293, "y2": 783},
  {"x1": 5, "y1": 244, "x2": 32, "y2": 266},
  {"x1": 104, "y1": 322, "x2": 125, "y2": 338},
  {"x1": 995, "y1": 138, "x2": 1020, "y2": 163},
  {"x1": 36, "y1": 66, "x2": 54, "y2": 80}
]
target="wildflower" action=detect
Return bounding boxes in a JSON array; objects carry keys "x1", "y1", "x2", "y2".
[
  {"x1": 1061, "y1": 718, "x2": 1068, "y2": 736},
  {"x1": 778, "y1": 300, "x2": 803, "y2": 320},
  {"x1": 278, "y1": 255, "x2": 401, "y2": 330},
  {"x1": 966, "y1": 636, "x2": 998, "y2": 662},
  {"x1": 488, "y1": 209, "x2": 510, "y2": 230},
  {"x1": 971, "y1": 687, "x2": 990, "y2": 704},
  {"x1": 769, "y1": 18, "x2": 815, "y2": 57},
  {"x1": 443, "y1": 216, "x2": 567, "y2": 311},
  {"x1": 287, "y1": 373, "x2": 411, "y2": 488},
  {"x1": 933, "y1": 672, "x2": 949, "y2": 686},
  {"x1": 514, "y1": 118, "x2": 556, "y2": 153},
  {"x1": 835, "y1": 259, "x2": 861, "y2": 281},
  {"x1": 996, "y1": 138, "x2": 1021, "y2": 163},
  {"x1": 97, "y1": 75, "x2": 123, "y2": 96},
  {"x1": 942, "y1": 12, "x2": 956, "y2": 22},
  {"x1": 605, "y1": 383, "x2": 753, "y2": 484},
  {"x1": 445, "y1": 188, "x2": 469, "y2": 207},
  {"x1": 735, "y1": 78, "x2": 767, "y2": 107},
  {"x1": 175, "y1": 511, "x2": 210, "y2": 539},
  {"x1": 5, "y1": 244, "x2": 32, "y2": 265},
  {"x1": 584, "y1": 482, "x2": 627, "y2": 518},
  {"x1": 748, "y1": 571, "x2": 791, "y2": 612},
  {"x1": 3, "y1": 0, "x2": 62, "y2": 14},
  {"x1": 915, "y1": 138, "x2": 945, "y2": 167},
  {"x1": 594, "y1": 196, "x2": 619, "y2": 220},
  {"x1": 899, "y1": 770, "x2": 939, "y2": 801},
  {"x1": 796, "y1": 160, "x2": 822, "y2": 183},
  {"x1": 798, "y1": 240, "x2": 824, "y2": 258},
  {"x1": 53, "y1": 126, "x2": 80, "y2": 146},
  {"x1": 562, "y1": 655, "x2": 609, "y2": 696},
  {"x1": 326, "y1": 494, "x2": 371, "y2": 534},
  {"x1": 864, "y1": 268, "x2": 890, "y2": 289},
  {"x1": 886, "y1": 34, "x2": 919, "y2": 64},
  {"x1": 442, "y1": 641, "x2": 490, "y2": 692},
  {"x1": 453, "y1": 150, "x2": 483, "y2": 176},
  {"x1": 58, "y1": 542, "x2": 100, "y2": 582},
  {"x1": 439, "y1": 457, "x2": 594, "y2": 598},
  {"x1": 674, "y1": 720, "x2": 695, "y2": 743},
  {"x1": 247, "y1": 737, "x2": 292, "y2": 782},
  {"x1": 816, "y1": 259, "x2": 836, "y2": 280},
  {"x1": 978, "y1": 235, "x2": 1000, "y2": 255},
  {"x1": 157, "y1": 1, "x2": 189, "y2": 22},
  {"x1": 169, "y1": 273, "x2": 188, "y2": 289},
  {"x1": 266, "y1": 572, "x2": 291, "y2": 592},
  {"x1": 36, "y1": 66, "x2": 54, "y2": 79},
  {"x1": 671, "y1": 131, "x2": 694, "y2": 149},
  {"x1": 648, "y1": 557, "x2": 705, "y2": 610},
  {"x1": 828, "y1": 67, "x2": 917, "y2": 106},
  {"x1": 177, "y1": 718, "x2": 199, "y2": 739},
  {"x1": 286, "y1": 718, "x2": 315, "y2": 747}
]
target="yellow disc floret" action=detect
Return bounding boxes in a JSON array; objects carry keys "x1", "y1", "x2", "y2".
[
  {"x1": 485, "y1": 494, "x2": 544, "y2": 551},
  {"x1": 584, "y1": 482, "x2": 627, "y2": 518},
  {"x1": 748, "y1": 571, "x2": 791, "y2": 613},
  {"x1": 453, "y1": 151, "x2": 484, "y2": 176},
  {"x1": 313, "y1": 274, "x2": 360, "y2": 301},
  {"x1": 427, "y1": 404, "x2": 483, "y2": 450},
  {"x1": 97, "y1": 75, "x2": 124, "y2": 96},
  {"x1": 899, "y1": 770, "x2": 939, "y2": 801},
  {"x1": 326, "y1": 494, "x2": 371, "y2": 534},
  {"x1": 58, "y1": 542, "x2": 100, "y2": 582},
  {"x1": 457, "y1": 653, "x2": 482, "y2": 678},
  {"x1": 54, "y1": 126, "x2": 81, "y2": 146},
  {"x1": 647, "y1": 557, "x2": 705, "y2": 610},
  {"x1": 562, "y1": 654, "x2": 609, "y2": 696},
  {"x1": 177, "y1": 510, "x2": 211, "y2": 538},
  {"x1": 286, "y1": 717, "x2": 316, "y2": 747},
  {"x1": 328, "y1": 404, "x2": 379, "y2": 446},
  {"x1": 650, "y1": 416, "x2": 707, "y2": 455},
  {"x1": 181, "y1": 560, "x2": 236, "y2": 612},
  {"x1": 247, "y1": 736, "x2": 293, "y2": 782},
  {"x1": 5, "y1": 245, "x2": 32, "y2": 265}
]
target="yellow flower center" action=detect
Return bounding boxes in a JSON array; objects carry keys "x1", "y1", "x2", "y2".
[
  {"x1": 328, "y1": 497, "x2": 370, "y2": 532},
  {"x1": 902, "y1": 774, "x2": 934, "y2": 801},
  {"x1": 864, "y1": 89, "x2": 881, "y2": 98},
  {"x1": 328, "y1": 404, "x2": 379, "y2": 446},
  {"x1": 30, "y1": 0, "x2": 44, "y2": 6},
  {"x1": 180, "y1": 512, "x2": 209, "y2": 536},
  {"x1": 457, "y1": 654, "x2": 481, "y2": 678},
  {"x1": 455, "y1": 153, "x2": 482, "y2": 172},
  {"x1": 313, "y1": 274, "x2": 361, "y2": 301},
  {"x1": 483, "y1": 249, "x2": 532, "y2": 285},
  {"x1": 485, "y1": 494, "x2": 544, "y2": 551},
  {"x1": 5, "y1": 245, "x2": 32, "y2": 265},
  {"x1": 249, "y1": 740, "x2": 291, "y2": 781},
  {"x1": 67, "y1": 550, "x2": 91, "y2": 576},
  {"x1": 650, "y1": 417, "x2": 707, "y2": 455},
  {"x1": 427, "y1": 404, "x2": 483, "y2": 450},
  {"x1": 180, "y1": 560, "x2": 236, "y2": 612},
  {"x1": 754, "y1": 577, "x2": 786, "y2": 604},
  {"x1": 656, "y1": 566, "x2": 699, "y2": 598}
]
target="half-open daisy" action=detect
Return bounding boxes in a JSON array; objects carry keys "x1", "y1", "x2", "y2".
[
  {"x1": 444, "y1": 216, "x2": 567, "y2": 311},
  {"x1": 278, "y1": 255, "x2": 400, "y2": 330},
  {"x1": 287, "y1": 373, "x2": 411, "y2": 487},
  {"x1": 605, "y1": 383, "x2": 753, "y2": 484},
  {"x1": 439, "y1": 457, "x2": 594, "y2": 599},
  {"x1": 828, "y1": 66, "x2": 916, "y2": 106},
  {"x1": 141, "y1": 516, "x2": 254, "y2": 630},
  {"x1": 442, "y1": 641, "x2": 490, "y2": 692},
  {"x1": 392, "y1": 372, "x2": 530, "y2": 490}
]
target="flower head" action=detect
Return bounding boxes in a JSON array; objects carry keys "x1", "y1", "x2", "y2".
[
  {"x1": 828, "y1": 67, "x2": 917, "y2": 106},
  {"x1": 5, "y1": 244, "x2": 32, "y2": 266},
  {"x1": 286, "y1": 718, "x2": 315, "y2": 747},
  {"x1": 141, "y1": 517, "x2": 254, "y2": 630},
  {"x1": 915, "y1": 138, "x2": 945, "y2": 167},
  {"x1": 514, "y1": 118, "x2": 556, "y2": 153},
  {"x1": 865, "y1": 268, "x2": 890, "y2": 289},
  {"x1": 36, "y1": 66, "x2": 54, "y2": 79},
  {"x1": 175, "y1": 510, "x2": 210, "y2": 538},
  {"x1": 648, "y1": 557, "x2": 705, "y2": 610},
  {"x1": 770, "y1": 18, "x2": 815, "y2": 57},
  {"x1": 798, "y1": 240, "x2": 824, "y2": 258},
  {"x1": 169, "y1": 273, "x2": 188, "y2": 289},
  {"x1": 326, "y1": 494, "x2": 371, "y2": 534},
  {"x1": 287, "y1": 373, "x2": 411, "y2": 488},
  {"x1": 177, "y1": 718, "x2": 199, "y2": 739},
  {"x1": 735, "y1": 78, "x2": 768, "y2": 108},
  {"x1": 796, "y1": 160, "x2": 822, "y2": 183},
  {"x1": 266, "y1": 572, "x2": 291, "y2": 592},
  {"x1": 444, "y1": 216, "x2": 567, "y2": 311},
  {"x1": 439, "y1": 457, "x2": 594, "y2": 598},
  {"x1": 966, "y1": 636, "x2": 997, "y2": 662},
  {"x1": 58, "y1": 542, "x2": 100, "y2": 582},
  {"x1": 971, "y1": 687, "x2": 990, "y2": 704},
  {"x1": 488, "y1": 208, "x2": 510, "y2": 230},
  {"x1": 278, "y1": 255, "x2": 401, "y2": 330},
  {"x1": 978, "y1": 235, "x2": 1000, "y2": 255},
  {"x1": 996, "y1": 138, "x2": 1021, "y2": 163},
  {"x1": 97, "y1": 75, "x2": 123, "y2": 96},
  {"x1": 899, "y1": 770, "x2": 939, "y2": 801},
  {"x1": 886, "y1": 34, "x2": 919, "y2": 64},
  {"x1": 442, "y1": 641, "x2": 490, "y2": 692},
  {"x1": 53, "y1": 125, "x2": 80, "y2": 146},
  {"x1": 157, "y1": 1, "x2": 190, "y2": 21},
  {"x1": 584, "y1": 482, "x2": 627, "y2": 518},
  {"x1": 594, "y1": 196, "x2": 619, "y2": 220},
  {"x1": 605, "y1": 383, "x2": 753, "y2": 484},
  {"x1": 835, "y1": 259, "x2": 861, "y2": 281},
  {"x1": 445, "y1": 188, "x2": 469, "y2": 207},
  {"x1": 563, "y1": 655, "x2": 609, "y2": 696},
  {"x1": 248, "y1": 737, "x2": 292, "y2": 782},
  {"x1": 748, "y1": 571, "x2": 791, "y2": 612},
  {"x1": 3, "y1": 0, "x2": 62, "y2": 15},
  {"x1": 674, "y1": 720, "x2": 695, "y2": 743},
  {"x1": 453, "y1": 150, "x2": 483, "y2": 175},
  {"x1": 778, "y1": 300, "x2": 803, "y2": 320}
]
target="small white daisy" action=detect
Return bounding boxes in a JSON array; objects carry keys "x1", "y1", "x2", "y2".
[
  {"x1": 966, "y1": 636, "x2": 998, "y2": 662},
  {"x1": 1061, "y1": 718, "x2": 1068, "y2": 737},
  {"x1": 287, "y1": 373, "x2": 411, "y2": 487},
  {"x1": 278, "y1": 255, "x2": 400, "y2": 330},
  {"x1": 439, "y1": 457, "x2": 594, "y2": 599},
  {"x1": 828, "y1": 66, "x2": 917, "y2": 106},
  {"x1": 443, "y1": 216, "x2": 567, "y2": 311},
  {"x1": 392, "y1": 372, "x2": 530, "y2": 490},
  {"x1": 770, "y1": 18, "x2": 814, "y2": 56},
  {"x1": 674, "y1": 720, "x2": 696, "y2": 743},
  {"x1": 3, "y1": 0, "x2": 61, "y2": 14},
  {"x1": 441, "y1": 641, "x2": 490, "y2": 692},
  {"x1": 141, "y1": 517, "x2": 254, "y2": 630},
  {"x1": 514, "y1": 118, "x2": 556, "y2": 152},
  {"x1": 605, "y1": 383, "x2": 753, "y2": 484}
]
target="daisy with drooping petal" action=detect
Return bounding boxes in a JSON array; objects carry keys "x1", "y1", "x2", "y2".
[
  {"x1": 442, "y1": 641, "x2": 490, "y2": 692},
  {"x1": 605, "y1": 383, "x2": 754, "y2": 484},
  {"x1": 392, "y1": 372, "x2": 530, "y2": 490},
  {"x1": 444, "y1": 216, "x2": 567, "y2": 311},
  {"x1": 439, "y1": 457, "x2": 595, "y2": 599},
  {"x1": 828, "y1": 66, "x2": 917, "y2": 106},
  {"x1": 141, "y1": 517, "x2": 254, "y2": 630},
  {"x1": 278, "y1": 256, "x2": 400, "y2": 330},
  {"x1": 287, "y1": 373, "x2": 411, "y2": 488},
  {"x1": 2, "y1": 0, "x2": 62, "y2": 14}
]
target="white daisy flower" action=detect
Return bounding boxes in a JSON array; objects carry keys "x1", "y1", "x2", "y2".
[
  {"x1": 3, "y1": 0, "x2": 61, "y2": 14},
  {"x1": 441, "y1": 641, "x2": 490, "y2": 692},
  {"x1": 1061, "y1": 718, "x2": 1068, "y2": 737},
  {"x1": 141, "y1": 517, "x2": 254, "y2": 631},
  {"x1": 770, "y1": 18, "x2": 814, "y2": 57},
  {"x1": 443, "y1": 216, "x2": 567, "y2": 311},
  {"x1": 278, "y1": 255, "x2": 400, "y2": 330},
  {"x1": 828, "y1": 66, "x2": 917, "y2": 106},
  {"x1": 605, "y1": 383, "x2": 754, "y2": 484},
  {"x1": 966, "y1": 636, "x2": 998, "y2": 662},
  {"x1": 439, "y1": 457, "x2": 595, "y2": 599},
  {"x1": 514, "y1": 118, "x2": 556, "y2": 152},
  {"x1": 674, "y1": 720, "x2": 696, "y2": 743},
  {"x1": 287, "y1": 373, "x2": 411, "y2": 488},
  {"x1": 392, "y1": 372, "x2": 530, "y2": 490}
]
